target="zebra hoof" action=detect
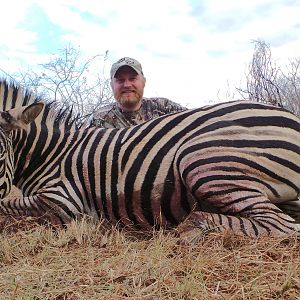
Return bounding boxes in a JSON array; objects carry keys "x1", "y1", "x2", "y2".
[
  {"x1": 177, "y1": 227, "x2": 208, "y2": 245},
  {"x1": 176, "y1": 219, "x2": 211, "y2": 245},
  {"x1": 176, "y1": 213, "x2": 222, "y2": 245}
]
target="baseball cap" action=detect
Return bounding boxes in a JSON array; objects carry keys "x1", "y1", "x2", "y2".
[{"x1": 110, "y1": 57, "x2": 144, "y2": 79}]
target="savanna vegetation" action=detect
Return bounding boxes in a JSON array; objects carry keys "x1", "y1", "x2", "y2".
[{"x1": 0, "y1": 215, "x2": 299, "y2": 299}]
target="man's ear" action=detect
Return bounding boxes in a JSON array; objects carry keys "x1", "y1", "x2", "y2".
[{"x1": 0, "y1": 102, "x2": 44, "y2": 132}]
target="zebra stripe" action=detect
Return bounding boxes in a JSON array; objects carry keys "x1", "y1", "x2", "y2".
[{"x1": 0, "y1": 79, "x2": 299, "y2": 238}]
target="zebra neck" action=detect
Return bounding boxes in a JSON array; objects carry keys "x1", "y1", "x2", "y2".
[{"x1": 12, "y1": 124, "x2": 78, "y2": 190}]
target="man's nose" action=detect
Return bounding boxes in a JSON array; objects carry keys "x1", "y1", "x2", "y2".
[{"x1": 123, "y1": 79, "x2": 132, "y2": 87}]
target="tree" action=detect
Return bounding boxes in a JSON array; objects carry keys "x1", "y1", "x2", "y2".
[
  {"x1": 239, "y1": 40, "x2": 300, "y2": 116},
  {"x1": 1, "y1": 45, "x2": 113, "y2": 123}
]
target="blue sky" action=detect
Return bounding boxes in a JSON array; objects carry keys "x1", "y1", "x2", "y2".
[{"x1": 1, "y1": 0, "x2": 300, "y2": 108}]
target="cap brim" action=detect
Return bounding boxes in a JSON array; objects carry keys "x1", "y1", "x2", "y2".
[{"x1": 111, "y1": 65, "x2": 141, "y2": 79}]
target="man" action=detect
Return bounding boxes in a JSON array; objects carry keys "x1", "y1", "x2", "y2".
[{"x1": 92, "y1": 57, "x2": 187, "y2": 128}]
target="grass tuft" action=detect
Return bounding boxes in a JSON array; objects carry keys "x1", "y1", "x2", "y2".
[{"x1": 0, "y1": 216, "x2": 299, "y2": 299}]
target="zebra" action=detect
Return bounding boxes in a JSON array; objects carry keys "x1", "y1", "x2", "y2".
[{"x1": 0, "y1": 78, "x2": 299, "y2": 239}]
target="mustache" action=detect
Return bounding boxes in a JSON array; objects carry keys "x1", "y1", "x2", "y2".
[{"x1": 121, "y1": 89, "x2": 136, "y2": 93}]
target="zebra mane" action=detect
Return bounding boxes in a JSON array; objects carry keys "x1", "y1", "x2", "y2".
[{"x1": 0, "y1": 78, "x2": 78, "y2": 130}]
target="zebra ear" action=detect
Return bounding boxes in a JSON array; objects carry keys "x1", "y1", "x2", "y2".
[
  {"x1": 20, "y1": 102, "x2": 44, "y2": 125},
  {"x1": 0, "y1": 102, "x2": 44, "y2": 132}
]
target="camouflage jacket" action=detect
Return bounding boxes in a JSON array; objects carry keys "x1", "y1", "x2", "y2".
[{"x1": 92, "y1": 97, "x2": 187, "y2": 128}]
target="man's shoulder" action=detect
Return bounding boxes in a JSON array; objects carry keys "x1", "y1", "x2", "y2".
[
  {"x1": 142, "y1": 97, "x2": 187, "y2": 111},
  {"x1": 143, "y1": 97, "x2": 169, "y2": 104}
]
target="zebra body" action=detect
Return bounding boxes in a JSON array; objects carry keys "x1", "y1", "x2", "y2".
[{"x1": 0, "y1": 79, "x2": 300, "y2": 237}]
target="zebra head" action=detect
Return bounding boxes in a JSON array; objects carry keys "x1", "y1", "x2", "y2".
[{"x1": 0, "y1": 102, "x2": 44, "y2": 198}]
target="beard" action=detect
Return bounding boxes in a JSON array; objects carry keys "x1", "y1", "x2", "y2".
[{"x1": 116, "y1": 91, "x2": 142, "y2": 110}]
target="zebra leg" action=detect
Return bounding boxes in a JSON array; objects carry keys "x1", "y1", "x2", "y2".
[
  {"x1": 0, "y1": 189, "x2": 78, "y2": 226},
  {"x1": 177, "y1": 190, "x2": 300, "y2": 241}
]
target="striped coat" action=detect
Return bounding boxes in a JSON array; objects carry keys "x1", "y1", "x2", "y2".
[{"x1": 0, "y1": 79, "x2": 299, "y2": 238}]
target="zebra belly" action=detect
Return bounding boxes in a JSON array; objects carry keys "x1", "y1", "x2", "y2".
[{"x1": 92, "y1": 172, "x2": 194, "y2": 229}]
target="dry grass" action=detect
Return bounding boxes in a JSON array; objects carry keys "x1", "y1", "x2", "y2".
[{"x1": 0, "y1": 216, "x2": 299, "y2": 300}]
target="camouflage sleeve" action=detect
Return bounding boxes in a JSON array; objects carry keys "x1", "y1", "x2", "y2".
[
  {"x1": 154, "y1": 97, "x2": 187, "y2": 114},
  {"x1": 91, "y1": 104, "x2": 118, "y2": 128},
  {"x1": 91, "y1": 116, "x2": 107, "y2": 128}
]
